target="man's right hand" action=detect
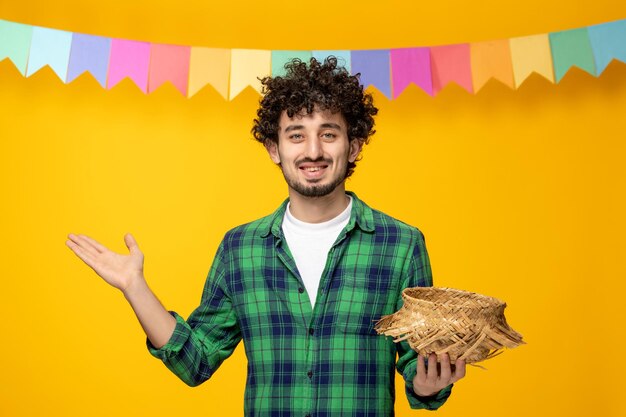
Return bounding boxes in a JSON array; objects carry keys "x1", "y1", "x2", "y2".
[
  {"x1": 65, "y1": 232, "x2": 176, "y2": 349},
  {"x1": 65, "y1": 233, "x2": 145, "y2": 294}
]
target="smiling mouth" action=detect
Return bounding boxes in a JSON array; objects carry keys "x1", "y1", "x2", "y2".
[
  {"x1": 300, "y1": 165, "x2": 328, "y2": 172},
  {"x1": 298, "y1": 164, "x2": 330, "y2": 181}
]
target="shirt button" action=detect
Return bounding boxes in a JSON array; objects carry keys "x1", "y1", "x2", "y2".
[
  {"x1": 298, "y1": 287, "x2": 304, "y2": 293},
  {"x1": 307, "y1": 370, "x2": 313, "y2": 378},
  {"x1": 309, "y1": 328, "x2": 314, "y2": 335}
]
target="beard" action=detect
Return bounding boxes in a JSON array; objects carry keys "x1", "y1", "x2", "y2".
[{"x1": 280, "y1": 158, "x2": 348, "y2": 198}]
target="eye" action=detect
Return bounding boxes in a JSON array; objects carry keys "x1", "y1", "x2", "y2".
[
  {"x1": 322, "y1": 132, "x2": 336, "y2": 139},
  {"x1": 289, "y1": 133, "x2": 303, "y2": 140}
]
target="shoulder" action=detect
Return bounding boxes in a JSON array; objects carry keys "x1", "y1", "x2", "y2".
[
  {"x1": 220, "y1": 213, "x2": 274, "y2": 248},
  {"x1": 368, "y1": 205, "x2": 426, "y2": 245},
  {"x1": 350, "y1": 192, "x2": 426, "y2": 244}
]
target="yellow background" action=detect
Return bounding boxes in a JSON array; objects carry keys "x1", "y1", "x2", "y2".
[{"x1": 1, "y1": 1, "x2": 625, "y2": 416}]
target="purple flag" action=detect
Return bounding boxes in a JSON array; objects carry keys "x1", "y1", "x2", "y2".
[
  {"x1": 351, "y1": 49, "x2": 391, "y2": 99},
  {"x1": 67, "y1": 33, "x2": 111, "y2": 87}
]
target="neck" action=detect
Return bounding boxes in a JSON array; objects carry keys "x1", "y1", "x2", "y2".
[{"x1": 287, "y1": 185, "x2": 350, "y2": 223}]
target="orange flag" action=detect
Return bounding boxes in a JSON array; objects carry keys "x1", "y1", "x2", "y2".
[
  {"x1": 188, "y1": 47, "x2": 231, "y2": 99},
  {"x1": 470, "y1": 40, "x2": 515, "y2": 92}
]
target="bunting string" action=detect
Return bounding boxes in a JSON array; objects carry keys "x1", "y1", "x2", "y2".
[{"x1": 1, "y1": 17, "x2": 625, "y2": 100}]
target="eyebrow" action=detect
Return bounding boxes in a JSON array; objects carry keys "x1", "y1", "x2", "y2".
[{"x1": 284, "y1": 123, "x2": 343, "y2": 133}]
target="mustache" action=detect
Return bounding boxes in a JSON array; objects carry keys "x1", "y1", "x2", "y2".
[{"x1": 296, "y1": 157, "x2": 333, "y2": 166}]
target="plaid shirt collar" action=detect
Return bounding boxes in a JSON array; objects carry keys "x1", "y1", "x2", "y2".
[{"x1": 258, "y1": 190, "x2": 375, "y2": 238}]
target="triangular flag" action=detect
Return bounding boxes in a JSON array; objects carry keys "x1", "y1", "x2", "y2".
[
  {"x1": 148, "y1": 43, "x2": 191, "y2": 96},
  {"x1": 271, "y1": 50, "x2": 312, "y2": 77},
  {"x1": 67, "y1": 33, "x2": 111, "y2": 87},
  {"x1": 0, "y1": 20, "x2": 33, "y2": 75},
  {"x1": 312, "y1": 50, "x2": 351, "y2": 72},
  {"x1": 188, "y1": 47, "x2": 230, "y2": 99},
  {"x1": 470, "y1": 40, "x2": 515, "y2": 92},
  {"x1": 509, "y1": 34, "x2": 554, "y2": 87},
  {"x1": 430, "y1": 44, "x2": 473, "y2": 94},
  {"x1": 588, "y1": 19, "x2": 626, "y2": 75},
  {"x1": 390, "y1": 47, "x2": 432, "y2": 97},
  {"x1": 26, "y1": 26, "x2": 72, "y2": 81},
  {"x1": 351, "y1": 49, "x2": 392, "y2": 99},
  {"x1": 229, "y1": 49, "x2": 271, "y2": 100},
  {"x1": 549, "y1": 28, "x2": 596, "y2": 82},
  {"x1": 107, "y1": 39, "x2": 150, "y2": 92}
]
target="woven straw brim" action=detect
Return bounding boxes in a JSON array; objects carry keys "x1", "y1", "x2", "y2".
[{"x1": 374, "y1": 287, "x2": 525, "y2": 364}]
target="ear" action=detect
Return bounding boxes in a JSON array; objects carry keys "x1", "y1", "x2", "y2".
[
  {"x1": 348, "y1": 138, "x2": 363, "y2": 163},
  {"x1": 265, "y1": 140, "x2": 281, "y2": 164}
]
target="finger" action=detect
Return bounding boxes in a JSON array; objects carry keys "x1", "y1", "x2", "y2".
[
  {"x1": 451, "y1": 358, "x2": 466, "y2": 383},
  {"x1": 439, "y1": 353, "x2": 451, "y2": 382},
  {"x1": 124, "y1": 233, "x2": 141, "y2": 254},
  {"x1": 77, "y1": 234, "x2": 107, "y2": 253},
  {"x1": 67, "y1": 234, "x2": 99, "y2": 258},
  {"x1": 426, "y1": 353, "x2": 438, "y2": 385},
  {"x1": 66, "y1": 239, "x2": 96, "y2": 266},
  {"x1": 416, "y1": 354, "x2": 426, "y2": 382}
]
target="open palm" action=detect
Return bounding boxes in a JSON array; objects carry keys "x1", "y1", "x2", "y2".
[{"x1": 66, "y1": 233, "x2": 144, "y2": 292}]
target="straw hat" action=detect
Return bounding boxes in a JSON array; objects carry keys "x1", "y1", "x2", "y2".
[{"x1": 374, "y1": 287, "x2": 525, "y2": 365}]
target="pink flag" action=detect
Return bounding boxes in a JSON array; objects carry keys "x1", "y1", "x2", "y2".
[
  {"x1": 430, "y1": 44, "x2": 473, "y2": 94},
  {"x1": 148, "y1": 43, "x2": 191, "y2": 96},
  {"x1": 390, "y1": 47, "x2": 432, "y2": 97},
  {"x1": 107, "y1": 39, "x2": 151, "y2": 92}
]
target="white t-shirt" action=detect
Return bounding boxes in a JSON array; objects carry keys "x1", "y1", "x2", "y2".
[{"x1": 282, "y1": 196, "x2": 353, "y2": 307}]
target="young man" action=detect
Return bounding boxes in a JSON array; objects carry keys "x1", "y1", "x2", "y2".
[{"x1": 66, "y1": 57, "x2": 465, "y2": 416}]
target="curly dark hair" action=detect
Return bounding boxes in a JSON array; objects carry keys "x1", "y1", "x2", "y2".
[{"x1": 251, "y1": 56, "x2": 378, "y2": 179}]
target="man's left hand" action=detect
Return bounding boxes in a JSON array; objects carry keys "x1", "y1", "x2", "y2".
[{"x1": 412, "y1": 353, "x2": 466, "y2": 397}]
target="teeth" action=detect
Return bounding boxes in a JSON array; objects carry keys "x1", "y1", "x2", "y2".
[{"x1": 304, "y1": 167, "x2": 322, "y2": 172}]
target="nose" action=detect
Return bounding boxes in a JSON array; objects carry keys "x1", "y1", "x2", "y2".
[{"x1": 304, "y1": 136, "x2": 324, "y2": 160}]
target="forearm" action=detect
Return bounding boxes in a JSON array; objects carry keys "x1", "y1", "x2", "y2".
[
  {"x1": 143, "y1": 272, "x2": 243, "y2": 387},
  {"x1": 122, "y1": 276, "x2": 176, "y2": 349}
]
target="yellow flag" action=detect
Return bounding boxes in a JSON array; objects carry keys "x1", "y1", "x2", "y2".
[
  {"x1": 509, "y1": 34, "x2": 554, "y2": 87},
  {"x1": 229, "y1": 49, "x2": 271, "y2": 100}
]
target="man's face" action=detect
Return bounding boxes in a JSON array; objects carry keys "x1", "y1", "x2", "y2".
[{"x1": 266, "y1": 107, "x2": 362, "y2": 198}]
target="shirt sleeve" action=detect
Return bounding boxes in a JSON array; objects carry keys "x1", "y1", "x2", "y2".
[
  {"x1": 395, "y1": 229, "x2": 454, "y2": 410},
  {"x1": 146, "y1": 239, "x2": 242, "y2": 387}
]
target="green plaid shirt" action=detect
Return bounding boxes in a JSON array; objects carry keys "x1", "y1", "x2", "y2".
[{"x1": 148, "y1": 191, "x2": 453, "y2": 416}]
